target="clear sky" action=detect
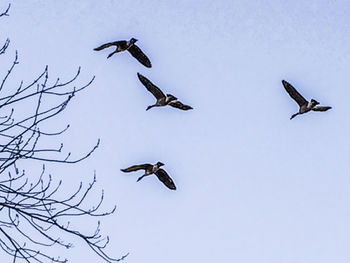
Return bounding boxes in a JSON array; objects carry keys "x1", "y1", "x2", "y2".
[{"x1": 2, "y1": 0, "x2": 350, "y2": 262}]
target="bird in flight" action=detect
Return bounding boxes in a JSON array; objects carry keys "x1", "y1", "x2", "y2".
[
  {"x1": 282, "y1": 80, "x2": 331, "y2": 120},
  {"x1": 121, "y1": 162, "x2": 176, "y2": 190},
  {"x1": 137, "y1": 73, "x2": 193, "y2": 111},
  {"x1": 94, "y1": 38, "x2": 152, "y2": 68}
]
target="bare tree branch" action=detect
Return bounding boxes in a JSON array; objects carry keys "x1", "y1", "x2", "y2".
[
  {"x1": 0, "y1": 4, "x2": 127, "y2": 262},
  {"x1": 0, "y1": 3, "x2": 10, "y2": 17},
  {"x1": 0, "y1": 39, "x2": 10, "y2": 55}
]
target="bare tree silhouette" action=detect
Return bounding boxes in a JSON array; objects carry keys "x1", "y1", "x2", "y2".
[{"x1": 0, "y1": 4, "x2": 127, "y2": 262}]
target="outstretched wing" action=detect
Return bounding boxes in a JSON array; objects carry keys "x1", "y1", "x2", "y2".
[
  {"x1": 169, "y1": 100, "x2": 193, "y2": 110},
  {"x1": 127, "y1": 45, "x2": 152, "y2": 68},
  {"x1": 121, "y1": 163, "x2": 152, "y2": 173},
  {"x1": 94, "y1": 41, "x2": 125, "y2": 51},
  {"x1": 155, "y1": 169, "x2": 176, "y2": 190},
  {"x1": 137, "y1": 73, "x2": 165, "y2": 100},
  {"x1": 282, "y1": 80, "x2": 308, "y2": 107},
  {"x1": 312, "y1": 106, "x2": 332, "y2": 112}
]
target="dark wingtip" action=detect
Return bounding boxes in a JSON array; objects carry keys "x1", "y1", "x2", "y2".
[
  {"x1": 282, "y1": 80, "x2": 289, "y2": 87},
  {"x1": 137, "y1": 72, "x2": 144, "y2": 80},
  {"x1": 167, "y1": 183, "x2": 176, "y2": 190}
]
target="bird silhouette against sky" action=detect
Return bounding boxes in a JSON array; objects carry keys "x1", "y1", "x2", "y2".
[
  {"x1": 137, "y1": 73, "x2": 193, "y2": 111},
  {"x1": 282, "y1": 80, "x2": 332, "y2": 120},
  {"x1": 121, "y1": 162, "x2": 176, "y2": 190},
  {"x1": 94, "y1": 37, "x2": 152, "y2": 68}
]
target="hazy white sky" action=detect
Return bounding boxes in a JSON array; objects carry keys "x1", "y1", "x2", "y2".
[{"x1": 2, "y1": 0, "x2": 350, "y2": 262}]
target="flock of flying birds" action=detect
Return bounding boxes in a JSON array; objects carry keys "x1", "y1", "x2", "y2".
[{"x1": 94, "y1": 37, "x2": 332, "y2": 191}]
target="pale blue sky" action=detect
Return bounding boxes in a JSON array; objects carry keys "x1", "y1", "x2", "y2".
[{"x1": 2, "y1": 0, "x2": 350, "y2": 262}]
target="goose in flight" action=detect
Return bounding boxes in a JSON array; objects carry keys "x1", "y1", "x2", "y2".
[
  {"x1": 137, "y1": 73, "x2": 193, "y2": 111},
  {"x1": 121, "y1": 162, "x2": 176, "y2": 190},
  {"x1": 282, "y1": 80, "x2": 331, "y2": 120},
  {"x1": 94, "y1": 38, "x2": 152, "y2": 68}
]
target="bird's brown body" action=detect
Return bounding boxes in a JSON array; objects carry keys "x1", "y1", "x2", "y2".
[
  {"x1": 137, "y1": 73, "x2": 193, "y2": 111},
  {"x1": 282, "y1": 80, "x2": 331, "y2": 119},
  {"x1": 94, "y1": 38, "x2": 152, "y2": 68},
  {"x1": 121, "y1": 162, "x2": 176, "y2": 190}
]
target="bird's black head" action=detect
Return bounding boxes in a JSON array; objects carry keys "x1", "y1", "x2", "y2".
[
  {"x1": 130, "y1": 38, "x2": 138, "y2": 44},
  {"x1": 156, "y1": 162, "x2": 164, "y2": 167},
  {"x1": 311, "y1": 99, "x2": 319, "y2": 106},
  {"x1": 146, "y1": 105, "x2": 154, "y2": 111}
]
